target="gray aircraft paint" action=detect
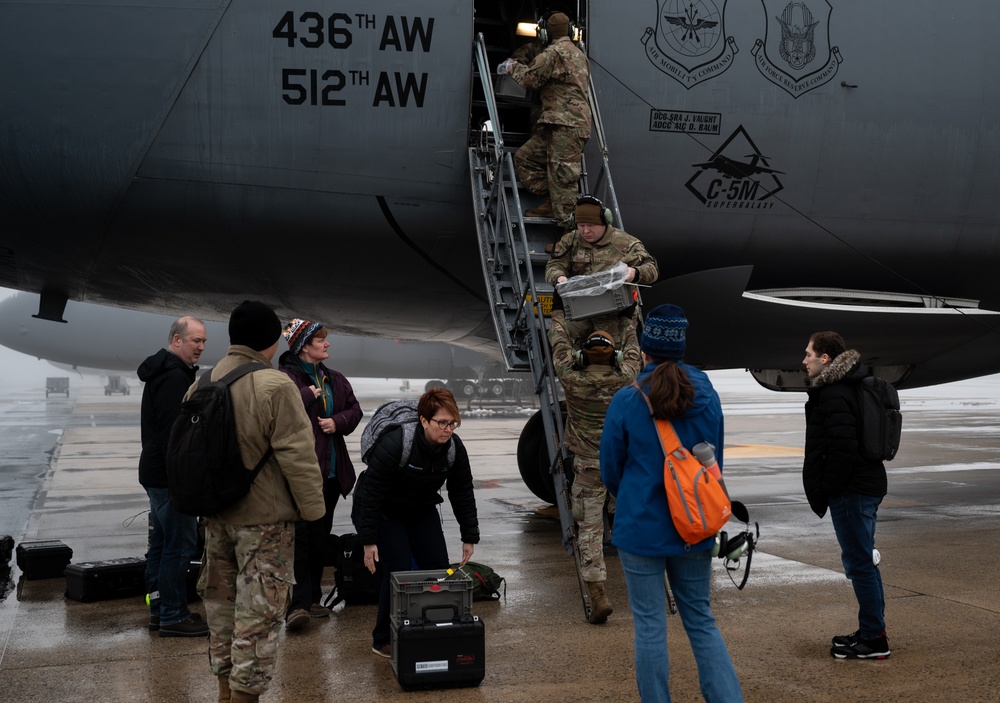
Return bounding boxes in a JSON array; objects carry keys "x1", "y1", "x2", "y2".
[
  {"x1": 0, "y1": 292, "x2": 487, "y2": 380},
  {"x1": 1, "y1": 1, "x2": 999, "y2": 388}
]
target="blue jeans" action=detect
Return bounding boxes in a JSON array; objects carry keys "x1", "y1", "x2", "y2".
[
  {"x1": 828, "y1": 491, "x2": 885, "y2": 638},
  {"x1": 619, "y1": 549, "x2": 743, "y2": 703},
  {"x1": 146, "y1": 487, "x2": 199, "y2": 626}
]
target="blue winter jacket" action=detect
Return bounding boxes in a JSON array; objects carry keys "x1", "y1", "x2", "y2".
[{"x1": 600, "y1": 362, "x2": 725, "y2": 556}]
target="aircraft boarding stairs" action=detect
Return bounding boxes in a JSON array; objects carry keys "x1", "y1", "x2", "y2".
[{"x1": 467, "y1": 33, "x2": 626, "y2": 621}]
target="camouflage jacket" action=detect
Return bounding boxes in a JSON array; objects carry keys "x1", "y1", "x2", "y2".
[
  {"x1": 510, "y1": 36, "x2": 591, "y2": 130},
  {"x1": 551, "y1": 325, "x2": 642, "y2": 461},
  {"x1": 545, "y1": 225, "x2": 659, "y2": 287}
]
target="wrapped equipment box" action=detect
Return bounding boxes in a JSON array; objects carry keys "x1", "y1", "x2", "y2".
[{"x1": 562, "y1": 284, "x2": 637, "y2": 321}]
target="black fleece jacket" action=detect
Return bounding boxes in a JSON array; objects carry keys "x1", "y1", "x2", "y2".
[
  {"x1": 353, "y1": 425, "x2": 479, "y2": 546},
  {"x1": 137, "y1": 348, "x2": 197, "y2": 488}
]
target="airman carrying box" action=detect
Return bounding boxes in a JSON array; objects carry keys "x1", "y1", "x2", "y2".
[
  {"x1": 390, "y1": 569, "x2": 483, "y2": 689},
  {"x1": 15, "y1": 539, "x2": 73, "y2": 580}
]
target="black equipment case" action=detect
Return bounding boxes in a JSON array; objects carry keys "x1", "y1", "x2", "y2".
[
  {"x1": 65, "y1": 556, "x2": 146, "y2": 602},
  {"x1": 15, "y1": 540, "x2": 73, "y2": 580},
  {"x1": 392, "y1": 615, "x2": 485, "y2": 690},
  {"x1": 0, "y1": 535, "x2": 13, "y2": 567},
  {"x1": 333, "y1": 533, "x2": 382, "y2": 604}
]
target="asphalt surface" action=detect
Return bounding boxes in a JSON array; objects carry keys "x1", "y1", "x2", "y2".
[{"x1": 1, "y1": 373, "x2": 999, "y2": 702}]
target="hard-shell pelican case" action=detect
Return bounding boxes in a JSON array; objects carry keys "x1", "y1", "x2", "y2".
[
  {"x1": 65, "y1": 556, "x2": 147, "y2": 602},
  {"x1": 15, "y1": 540, "x2": 73, "y2": 580},
  {"x1": 391, "y1": 614, "x2": 485, "y2": 690}
]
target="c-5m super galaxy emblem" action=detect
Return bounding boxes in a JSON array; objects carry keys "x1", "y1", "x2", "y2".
[
  {"x1": 641, "y1": 0, "x2": 738, "y2": 89},
  {"x1": 751, "y1": 0, "x2": 843, "y2": 98}
]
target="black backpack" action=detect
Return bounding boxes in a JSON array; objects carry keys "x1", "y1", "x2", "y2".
[
  {"x1": 857, "y1": 375, "x2": 902, "y2": 461},
  {"x1": 166, "y1": 363, "x2": 273, "y2": 516}
]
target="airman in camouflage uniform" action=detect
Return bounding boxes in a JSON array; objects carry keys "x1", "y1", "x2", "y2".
[
  {"x1": 551, "y1": 324, "x2": 641, "y2": 624},
  {"x1": 191, "y1": 301, "x2": 325, "y2": 703},
  {"x1": 546, "y1": 196, "x2": 659, "y2": 353},
  {"x1": 505, "y1": 12, "x2": 591, "y2": 226}
]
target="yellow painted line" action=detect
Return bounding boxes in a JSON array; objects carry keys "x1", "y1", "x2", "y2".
[{"x1": 725, "y1": 444, "x2": 802, "y2": 458}]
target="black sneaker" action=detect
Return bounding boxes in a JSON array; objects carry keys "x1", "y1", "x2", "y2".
[
  {"x1": 159, "y1": 614, "x2": 209, "y2": 638},
  {"x1": 148, "y1": 614, "x2": 160, "y2": 632},
  {"x1": 831, "y1": 629, "x2": 860, "y2": 647},
  {"x1": 831, "y1": 632, "x2": 890, "y2": 659}
]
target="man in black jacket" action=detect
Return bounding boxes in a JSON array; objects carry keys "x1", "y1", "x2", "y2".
[
  {"x1": 802, "y1": 331, "x2": 889, "y2": 660},
  {"x1": 137, "y1": 316, "x2": 209, "y2": 637}
]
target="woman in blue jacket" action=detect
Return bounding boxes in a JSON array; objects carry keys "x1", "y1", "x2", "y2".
[{"x1": 601, "y1": 304, "x2": 742, "y2": 703}]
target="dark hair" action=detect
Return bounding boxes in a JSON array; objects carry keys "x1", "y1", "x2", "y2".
[
  {"x1": 809, "y1": 331, "x2": 846, "y2": 360},
  {"x1": 417, "y1": 387, "x2": 461, "y2": 424},
  {"x1": 646, "y1": 359, "x2": 695, "y2": 419}
]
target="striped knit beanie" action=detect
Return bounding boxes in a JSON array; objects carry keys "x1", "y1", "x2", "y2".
[{"x1": 283, "y1": 318, "x2": 323, "y2": 356}]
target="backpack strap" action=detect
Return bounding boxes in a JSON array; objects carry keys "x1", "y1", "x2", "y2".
[
  {"x1": 633, "y1": 383, "x2": 685, "y2": 459},
  {"x1": 214, "y1": 362, "x2": 274, "y2": 477}
]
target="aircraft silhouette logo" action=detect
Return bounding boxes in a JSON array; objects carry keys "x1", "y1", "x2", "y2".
[{"x1": 685, "y1": 125, "x2": 784, "y2": 207}]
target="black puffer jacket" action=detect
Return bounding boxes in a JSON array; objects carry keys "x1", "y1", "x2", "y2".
[
  {"x1": 803, "y1": 349, "x2": 887, "y2": 517},
  {"x1": 353, "y1": 425, "x2": 479, "y2": 547},
  {"x1": 137, "y1": 348, "x2": 197, "y2": 488}
]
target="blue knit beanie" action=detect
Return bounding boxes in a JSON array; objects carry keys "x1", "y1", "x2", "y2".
[{"x1": 641, "y1": 304, "x2": 688, "y2": 360}]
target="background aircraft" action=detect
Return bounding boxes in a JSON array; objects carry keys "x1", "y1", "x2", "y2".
[
  {"x1": 0, "y1": 291, "x2": 526, "y2": 399},
  {"x1": 3, "y1": 0, "x2": 1000, "y2": 472}
]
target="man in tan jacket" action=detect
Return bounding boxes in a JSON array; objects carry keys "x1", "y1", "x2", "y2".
[{"x1": 193, "y1": 300, "x2": 325, "y2": 703}]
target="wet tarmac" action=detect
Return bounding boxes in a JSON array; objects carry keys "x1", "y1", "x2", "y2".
[{"x1": 1, "y1": 372, "x2": 999, "y2": 702}]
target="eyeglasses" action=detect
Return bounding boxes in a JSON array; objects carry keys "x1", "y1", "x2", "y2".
[{"x1": 430, "y1": 418, "x2": 460, "y2": 430}]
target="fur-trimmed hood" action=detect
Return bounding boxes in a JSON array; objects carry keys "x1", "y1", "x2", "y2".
[{"x1": 808, "y1": 349, "x2": 861, "y2": 388}]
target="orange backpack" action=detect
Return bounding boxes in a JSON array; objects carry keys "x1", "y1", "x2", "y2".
[{"x1": 636, "y1": 388, "x2": 731, "y2": 545}]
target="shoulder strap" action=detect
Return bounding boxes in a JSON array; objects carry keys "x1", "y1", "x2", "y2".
[
  {"x1": 195, "y1": 362, "x2": 267, "y2": 390},
  {"x1": 633, "y1": 383, "x2": 684, "y2": 457},
  {"x1": 216, "y1": 362, "x2": 273, "y2": 476},
  {"x1": 218, "y1": 362, "x2": 268, "y2": 386}
]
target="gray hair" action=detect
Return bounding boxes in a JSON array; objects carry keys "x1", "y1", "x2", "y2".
[{"x1": 168, "y1": 316, "x2": 204, "y2": 344}]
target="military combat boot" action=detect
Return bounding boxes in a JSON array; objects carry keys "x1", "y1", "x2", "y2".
[
  {"x1": 524, "y1": 200, "x2": 553, "y2": 218},
  {"x1": 217, "y1": 675, "x2": 231, "y2": 703},
  {"x1": 230, "y1": 690, "x2": 259, "y2": 703},
  {"x1": 586, "y1": 581, "x2": 613, "y2": 624}
]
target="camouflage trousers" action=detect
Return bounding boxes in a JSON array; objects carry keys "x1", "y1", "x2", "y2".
[
  {"x1": 199, "y1": 519, "x2": 295, "y2": 696},
  {"x1": 514, "y1": 124, "x2": 590, "y2": 224},
  {"x1": 571, "y1": 459, "x2": 615, "y2": 583}
]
